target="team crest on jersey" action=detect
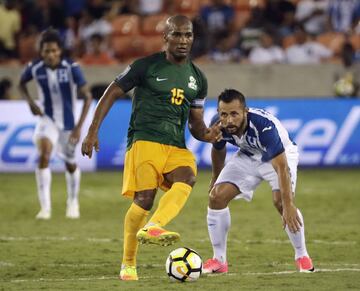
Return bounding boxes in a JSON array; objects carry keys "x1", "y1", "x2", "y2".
[
  {"x1": 58, "y1": 69, "x2": 69, "y2": 82},
  {"x1": 188, "y1": 76, "x2": 197, "y2": 90}
]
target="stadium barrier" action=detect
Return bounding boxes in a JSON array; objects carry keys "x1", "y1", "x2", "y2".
[{"x1": 0, "y1": 99, "x2": 359, "y2": 172}]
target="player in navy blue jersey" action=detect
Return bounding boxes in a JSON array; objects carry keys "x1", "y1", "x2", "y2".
[
  {"x1": 19, "y1": 29, "x2": 92, "y2": 220},
  {"x1": 203, "y1": 89, "x2": 315, "y2": 274}
]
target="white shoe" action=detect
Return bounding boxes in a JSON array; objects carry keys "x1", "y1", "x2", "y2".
[
  {"x1": 66, "y1": 201, "x2": 80, "y2": 219},
  {"x1": 36, "y1": 209, "x2": 51, "y2": 220}
]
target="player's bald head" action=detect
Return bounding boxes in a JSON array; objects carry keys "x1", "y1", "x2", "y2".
[{"x1": 165, "y1": 15, "x2": 193, "y2": 34}]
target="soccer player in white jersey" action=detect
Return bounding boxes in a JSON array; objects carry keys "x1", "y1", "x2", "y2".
[
  {"x1": 18, "y1": 29, "x2": 92, "y2": 220},
  {"x1": 203, "y1": 89, "x2": 314, "y2": 274}
]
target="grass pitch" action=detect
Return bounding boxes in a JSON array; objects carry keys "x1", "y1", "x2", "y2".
[{"x1": 0, "y1": 170, "x2": 359, "y2": 290}]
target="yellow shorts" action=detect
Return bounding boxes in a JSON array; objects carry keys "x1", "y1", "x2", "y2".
[{"x1": 122, "y1": 140, "x2": 197, "y2": 198}]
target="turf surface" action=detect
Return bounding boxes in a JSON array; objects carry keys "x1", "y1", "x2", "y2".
[{"x1": 0, "y1": 170, "x2": 359, "y2": 290}]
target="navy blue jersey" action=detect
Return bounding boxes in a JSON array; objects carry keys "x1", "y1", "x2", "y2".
[
  {"x1": 211, "y1": 108, "x2": 294, "y2": 162},
  {"x1": 20, "y1": 59, "x2": 87, "y2": 130}
]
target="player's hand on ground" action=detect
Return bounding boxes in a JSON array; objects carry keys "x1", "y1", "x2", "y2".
[
  {"x1": 29, "y1": 103, "x2": 43, "y2": 116},
  {"x1": 69, "y1": 126, "x2": 81, "y2": 145},
  {"x1": 205, "y1": 121, "x2": 222, "y2": 143},
  {"x1": 282, "y1": 203, "x2": 302, "y2": 233},
  {"x1": 81, "y1": 133, "x2": 99, "y2": 158}
]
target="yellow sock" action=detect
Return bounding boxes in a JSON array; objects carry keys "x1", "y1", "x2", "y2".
[
  {"x1": 122, "y1": 203, "x2": 149, "y2": 266},
  {"x1": 149, "y1": 182, "x2": 192, "y2": 227}
]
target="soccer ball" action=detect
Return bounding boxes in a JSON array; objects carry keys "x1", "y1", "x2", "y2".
[
  {"x1": 334, "y1": 77, "x2": 354, "y2": 96},
  {"x1": 165, "y1": 247, "x2": 202, "y2": 282}
]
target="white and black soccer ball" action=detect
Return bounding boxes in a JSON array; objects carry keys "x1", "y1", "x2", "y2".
[
  {"x1": 165, "y1": 247, "x2": 202, "y2": 282},
  {"x1": 334, "y1": 78, "x2": 355, "y2": 96}
]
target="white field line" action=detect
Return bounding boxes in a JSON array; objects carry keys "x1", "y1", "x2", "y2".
[
  {"x1": 6, "y1": 268, "x2": 360, "y2": 283},
  {"x1": 0, "y1": 236, "x2": 357, "y2": 245}
]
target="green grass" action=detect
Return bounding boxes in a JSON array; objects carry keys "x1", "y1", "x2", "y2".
[{"x1": 0, "y1": 170, "x2": 359, "y2": 290}]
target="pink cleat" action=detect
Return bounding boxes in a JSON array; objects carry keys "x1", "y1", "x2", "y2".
[
  {"x1": 296, "y1": 256, "x2": 315, "y2": 273},
  {"x1": 203, "y1": 258, "x2": 228, "y2": 274}
]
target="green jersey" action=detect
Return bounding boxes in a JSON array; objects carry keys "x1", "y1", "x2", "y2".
[{"x1": 114, "y1": 52, "x2": 208, "y2": 149}]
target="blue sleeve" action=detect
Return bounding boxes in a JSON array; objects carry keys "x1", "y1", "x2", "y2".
[
  {"x1": 20, "y1": 63, "x2": 33, "y2": 83},
  {"x1": 71, "y1": 63, "x2": 87, "y2": 87},
  {"x1": 259, "y1": 126, "x2": 285, "y2": 161},
  {"x1": 210, "y1": 114, "x2": 226, "y2": 150}
]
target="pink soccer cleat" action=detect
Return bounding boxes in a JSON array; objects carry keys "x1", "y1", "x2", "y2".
[
  {"x1": 203, "y1": 258, "x2": 228, "y2": 274},
  {"x1": 296, "y1": 256, "x2": 315, "y2": 273}
]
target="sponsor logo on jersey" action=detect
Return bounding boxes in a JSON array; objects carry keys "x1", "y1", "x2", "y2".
[
  {"x1": 188, "y1": 76, "x2": 197, "y2": 90},
  {"x1": 156, "y1": 77, "x2": 168, "y2": 81},
  {"x1": 262, "y1": 126, "x2": 272, "y2": 132}
]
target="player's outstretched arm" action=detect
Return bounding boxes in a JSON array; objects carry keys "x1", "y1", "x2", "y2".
[
  {"x1": 81, "y1": 82, "x2": 124, "y2": 158},
  {"x1": 209, "y1": 146, "x2": 226, "y2": 192},
  {"x1": 188, "y1": 108, "x2": 222, "y2": 143},
  {"x1": 69, "y1": 85, "x2": 93, "y2": 145},
  {"x1": 271, "y1": 152, "x2": 302, "y2": 233},
  {"x1": 18, "y1": 81, "x2": 43, "y2": 116}
]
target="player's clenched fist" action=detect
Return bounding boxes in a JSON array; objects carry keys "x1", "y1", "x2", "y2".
[{"x1": 81, "y1": 133, "x2": 99, "y2": 158}]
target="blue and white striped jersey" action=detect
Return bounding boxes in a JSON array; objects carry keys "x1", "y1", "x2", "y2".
[
  {"x1": 211, "y1": 108, "x2": 294, "y2": 162},
  {"x1": 20, "y1": 59, "x2": 87, "y2": 130}
]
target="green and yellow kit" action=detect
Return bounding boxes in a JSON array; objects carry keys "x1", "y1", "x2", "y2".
[{"x1": 114, "y1": 52, "x2": 208, "y2": 149}]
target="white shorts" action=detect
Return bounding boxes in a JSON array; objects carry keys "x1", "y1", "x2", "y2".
[
  {"x1": 214, "y1": 145, "x2": 299, "y2": 202},
  {"x1": 33, "y1": 116, "x2": 76, "y2": 164}
]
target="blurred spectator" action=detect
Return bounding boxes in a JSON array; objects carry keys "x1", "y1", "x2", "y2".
[
  {"x1": 107, "y1": 0, "x2": 136, "y2": 19},
  {"x1": 263, "y1": 0, "x2": 297, "y2": 37},
  {"x1": 77, "y1": 9, "x2": 112, "y2": 56},
  {"x1": 26, "y1": 0, "x2": 66, "y2": 33},
  {"x1": 334, "y1": 41, "x2": 360, "y2": 97},
  {"x1": 64, "y1": 0, "x2": 86, "y2": 18},
  {"x1": 80, "y1": 33, "x2": 117, "y2": 65},
  {"x1": 198, "y1": 0, "x2": 236, "y2": 52},
  {"x1": 136, "y1": 0, "x2": 174, "y2": 16},
  {"x1": 191, "y1": 16, "x2": 209, "y2": 58},
  {"x1": 286, "y1": 25, "x2": 333, "y2": 64},
  {"x1": 78, "y1": 9, "x2": 112, "y2": 41},
  {"x1": 295, "y1": 0, "x2": 328, "y2": 36},
  {"x1": 0, "y1": 77, "x2": 14, "y2": 99},
  {"x1": 249, "y1": 30, "x2": 285, "y2": 64},
  {"x1": 238, "y1": 4, "x2": 267, "y2": 57},
  {"x1": 208, "y1": 32, "x2": 241, "y2": 63},
  {"x1": 0, "y1": 0, "x2": 21, "y2": 59},
  {"x1": 327, "y1": 0, "x2": 360, "y2": 33}
]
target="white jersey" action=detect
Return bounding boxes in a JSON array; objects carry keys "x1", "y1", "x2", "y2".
[
  {"x1": 20, "y1": 58, "x2": 86, "y2": 130},
  {"x1": 212, "y1": 107, "x2": 295, "y2": 162},
  {"x1": 212, "y1": 107, "x2": 299, "y2": 200}
]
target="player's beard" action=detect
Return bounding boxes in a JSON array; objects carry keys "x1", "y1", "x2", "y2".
[
  {"x1": 225, "y1": 125, "x2": 239, "y2": 134},
  {"x1": 226, "y1": 120, "x2": 247, "y2": 136}
]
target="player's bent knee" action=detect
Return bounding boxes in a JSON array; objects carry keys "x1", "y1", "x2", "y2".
[
  {"x1": 134, "y1": 190, "x2": 156, "y2": 210},
  {"x1": 39, "y1": 152, "x2": 51, "y2": 167},
  {"x1": 209, "y1": 187, "x2": 228, "y2": 209},
  {"x1": 183, "y1": 174, "x2": 196, "y2": 187}
]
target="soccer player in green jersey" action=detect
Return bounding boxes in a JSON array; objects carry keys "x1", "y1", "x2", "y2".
[{"x1": 81, "y1": 15, "x2": 221, "y2": 281}]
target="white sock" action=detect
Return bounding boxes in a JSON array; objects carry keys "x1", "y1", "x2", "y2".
[
  {"x1": 285, "y1": 209, "x2": 309, "y2": 259},
  {"x1": 207, "y1": 207, "x2": 231, "y2": 263},
  {"x1": 35, "y1": 167, "x2": 51, "y2": 212},
  {"x1": 65, "y1": 167, "x2": 81, "y2": 205}
]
